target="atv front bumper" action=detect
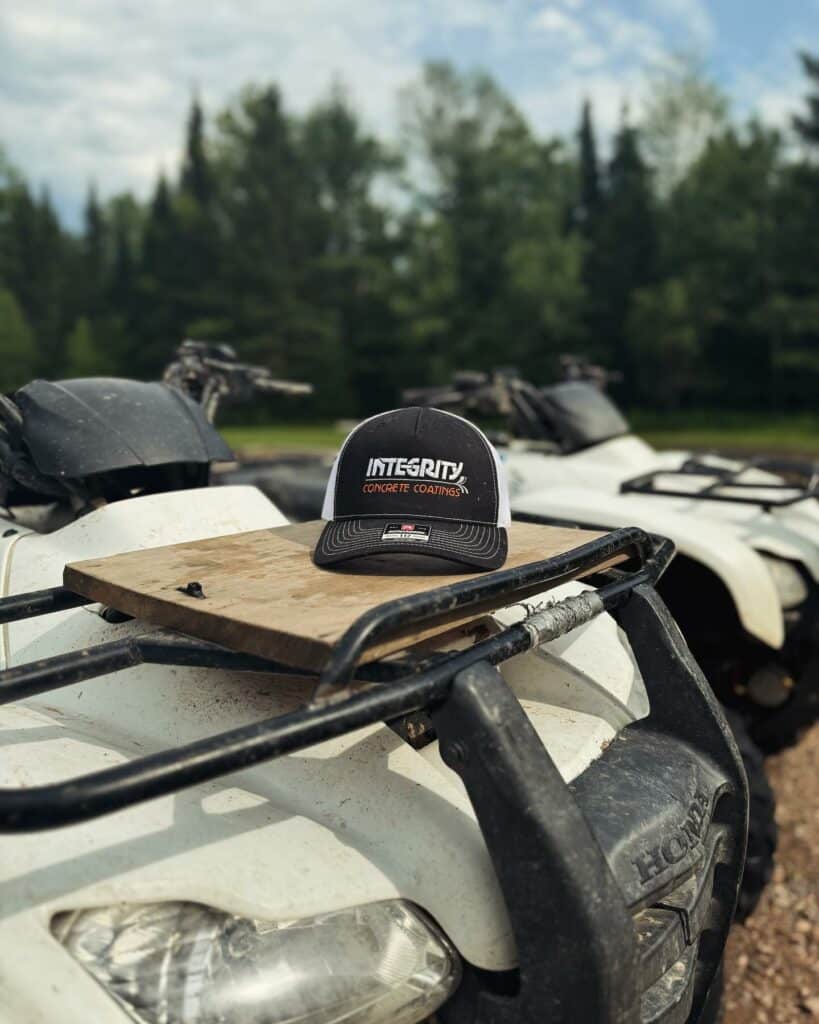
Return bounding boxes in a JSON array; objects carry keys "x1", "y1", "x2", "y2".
[{"x1": 436, "y1": 587, "x2": 746, "y2": 1024}]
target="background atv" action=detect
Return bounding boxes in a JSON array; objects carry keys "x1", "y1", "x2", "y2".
[
  {"x1": 403, "y1": 368, "x2": 819, "y2": 758},
  {"x1": 0, "y1": 357, "x2": 745, "y2": 1023}
]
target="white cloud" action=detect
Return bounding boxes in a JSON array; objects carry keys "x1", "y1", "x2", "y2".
[
  {"x1": 519, "y1": 7, "x2": 666, "y2": 142},
  {"x1": 520, "y1": 67, "x2": 645, "y2": 144},
  {"x1": 644, "y1": 0, "x2": 714, "y2": 49},
  {"x1": 730, "y1": 42, "x2": 805, "y2": 138},
  {"x1": 758, "y1": 88, "x2": 798, "y2": 127},
  {"x1": 530, "y1": 8, "x2": 585, "y2": 39},
  {"x1": 0, "y1": 0, "x2": 423, "y2": 222},
  {"x1": 593, "y1": 8, "x2": 663, "y2": 63}
]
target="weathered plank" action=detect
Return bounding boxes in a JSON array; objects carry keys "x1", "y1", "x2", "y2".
[{"x1": 64, "y1": 520, "x2": 624, "y2": 671}]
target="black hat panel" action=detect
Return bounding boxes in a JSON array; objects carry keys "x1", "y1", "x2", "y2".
[{"x1": 332, "y1": 407, "x2": 500, "y2": 525}]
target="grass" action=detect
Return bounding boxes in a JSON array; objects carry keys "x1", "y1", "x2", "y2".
[
  {"x1": 223, "y1": 423, "x2": 348, "y2": 453},
  {"x1": 224, "y1": 413, "x2": 819, "y2": 457},
  {"x1": 631, "y1": 411, "x2": 819, "y2": 456}
]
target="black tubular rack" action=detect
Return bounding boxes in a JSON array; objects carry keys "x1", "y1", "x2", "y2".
[
  {"x1": 621, "y1": 455, "x2": 819, "y2": 510},
  {"x1": 0, "y1": 525, "x2": 747, "y2": 1024}
]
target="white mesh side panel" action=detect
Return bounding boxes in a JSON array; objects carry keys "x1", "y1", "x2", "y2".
[
  {"x1": 492, "y1": 445, "x2": 512, "y2": 526},
  {"x1": 320, "y1": 456, "x2": 340, "y2": 520}
]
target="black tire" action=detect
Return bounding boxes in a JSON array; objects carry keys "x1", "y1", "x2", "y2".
[
  {"x1": 695, "y1": 960, "x2": 725, "y2": 1024},
  {"x1": 723, "y1": 708, "x2": 777, "y2": 921}
]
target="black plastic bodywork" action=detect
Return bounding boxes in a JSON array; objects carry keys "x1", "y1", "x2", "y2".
[
  {"x1": 14, "y1": 378, "x2": 233, "y2": 478},
  {"x1": 0, "y1": 528, "x2": 746, "y2": 1023},
  {"x1": 440, "y1": 588, "x2": 745, "y2": 1024},
  {"x1": 538, "y1": 381, "x2": 630, "y2": 452},
  {"x1": 216, "y1": 456, "x2": 332, "y2": 521}
]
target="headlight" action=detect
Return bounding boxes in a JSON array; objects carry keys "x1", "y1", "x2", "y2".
[
  {"x1": 52, "y1": 899, "x2": 461, "y2": 1024},
  {"x1": 761, "y1": 555, "x2": 809, "y2": 610}
]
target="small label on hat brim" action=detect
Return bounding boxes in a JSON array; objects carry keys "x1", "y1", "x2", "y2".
[{"x1": 381, "y1": 523, "x2": 431, "y2": 543}]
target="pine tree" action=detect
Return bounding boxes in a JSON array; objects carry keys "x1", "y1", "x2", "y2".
[
  {"x1": 180, "y1": 98, "x2": 211, "y2": 205},
  {"x1": 31, "y1": 190, "x2": 66, "y2": 372},
  {"x1": 176, "y1": 101, "x2": 222, "y2": 342},
  {"x1": 588, "y1": 115, "x2": 658, "y2": 386},
  {"x1": 110, "y1": 218, "x2": 135, "y2": 312},
  {"x1": 142, "y1": 174, "x2": 175, "y2": 277},
  {"x1": 135, "y1": 174, "x2": 183, "y2": 374},
  {"x1": 605, "y1": 120, "x2": 658, "y2": 286},
  {"x1": 216, "y1": 85, "x2": 324, "y2": 371},
  {"x1": 577, "y1": 99, "x2": 601, "y2": 234},
  {"x1": 793, "y1": 52, "x2": 819, "y2": 147},
  {"x1": 82, "y1": 185, "x2": 105, "y2": 315}
]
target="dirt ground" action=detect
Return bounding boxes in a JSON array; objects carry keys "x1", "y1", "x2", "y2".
[{"x1": 724, "y1": 722, "x2": 819, "y2": 1022}]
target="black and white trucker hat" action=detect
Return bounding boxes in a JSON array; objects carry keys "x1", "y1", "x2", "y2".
[{"x1": 314, "y1": 407, "x2": 511, "y2": 571}]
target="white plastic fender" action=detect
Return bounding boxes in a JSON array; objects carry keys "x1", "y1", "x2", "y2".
[
  {"x1": 1, "y1": 486, "x2": 288, "y2": 668},
  {"x1": 513, "y1": 484, "x2": 786, "y2": 650},
  {"x1": 504, "y1": 436, "x2": 819, "y2": 586}
]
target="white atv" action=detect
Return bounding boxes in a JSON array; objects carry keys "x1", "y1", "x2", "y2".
[
  {"x1": 403, "y1": 370, "x2": 819, "y2": 757},
  {"x1": 0, "y1": 368, "x2": 744, "y2": 1023}
]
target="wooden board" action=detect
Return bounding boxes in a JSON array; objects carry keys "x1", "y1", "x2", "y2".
[{"x1": 64, "y1": 520, "x2": 626, "y2": 672}]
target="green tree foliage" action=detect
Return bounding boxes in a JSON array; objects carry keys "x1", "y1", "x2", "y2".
[
  {"x1": 505, "y1": 200, "x2": 586, "y2": 380},
  {"x1": 400, "y1": 62, "x2": 583, "y2": 381},
  {"x1": 0, "y1": 59, "x2": 818, "y2": 415},
  {"x1": 584, "y1": 115, "x2": 658, "y2": 391},
  {"x1": 628, "y1": 278, "x2": 699, "y2": 407},
  {"x1": 0, "y1": 288, "x2": 37, "y2": 391},
  {"x1": 65, "y1": 316, "x2": 111, "y2": 377},
  {"x1": 663, "y1": 124, "x2": 783, "y2": 406},
  {"x1": 213, "y1": 86, "x2": 324, "y2": 363},
  {"x1": 299, "y1": 84, "x2": 402, "y2": 413}
]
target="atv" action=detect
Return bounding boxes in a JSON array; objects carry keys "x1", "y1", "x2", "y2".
[
  {"x1": 0, "y1": 360, "x2": 744, "y2": 1022},
  {"x1": 403, "y1": 369, "x2": 819, "y2": 755}
]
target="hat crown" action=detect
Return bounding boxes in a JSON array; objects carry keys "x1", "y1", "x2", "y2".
[{"x1": 323, "y1": 407, "x2": 508, "y2": 527}]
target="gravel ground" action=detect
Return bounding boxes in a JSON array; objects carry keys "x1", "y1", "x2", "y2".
[{"x1": 724, "y1": 722, "x2": 819, "y2": 1022}]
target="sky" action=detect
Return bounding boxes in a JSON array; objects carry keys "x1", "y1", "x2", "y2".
[{"x1": 1, "y1": 0, "x2": 817, "y2": 228}]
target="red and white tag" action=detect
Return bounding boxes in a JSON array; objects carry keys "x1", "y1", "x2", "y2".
[{"x1": 381, "y1": 523, "x2": 431, "y2": 543}]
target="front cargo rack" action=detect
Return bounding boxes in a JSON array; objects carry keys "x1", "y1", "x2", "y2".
[
  {"x1": 621, "y1": 455, "x2": 819, "y2": 510},
  {"x1": 0, "y1": 525, "x2": 746, "y2": 1024}
]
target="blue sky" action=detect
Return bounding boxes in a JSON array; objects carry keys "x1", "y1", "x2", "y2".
[{"x1": 1, "y1": 0, "x2": 817, "y2": 227}]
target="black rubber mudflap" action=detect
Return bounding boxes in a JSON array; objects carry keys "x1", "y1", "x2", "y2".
[{"x1": 723, "y1": 709, "x2": 777, "y2": 921}]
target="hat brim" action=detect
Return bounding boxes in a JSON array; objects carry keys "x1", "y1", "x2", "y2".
[{"x1": 314, "y1": 517, "x2": 508, "y2": 572}]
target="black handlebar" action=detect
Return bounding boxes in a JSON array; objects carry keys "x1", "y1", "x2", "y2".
[{"x1": 163, "y1": 339, "x2": 313, "y2": 422}]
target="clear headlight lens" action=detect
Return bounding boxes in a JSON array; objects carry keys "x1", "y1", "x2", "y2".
[
  {"x1": 761, "y1": 555, "x2": 809, "y2": 610},
  {"x1": 52, "y1": 899, "x2": 461, "y2": 1024}
]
